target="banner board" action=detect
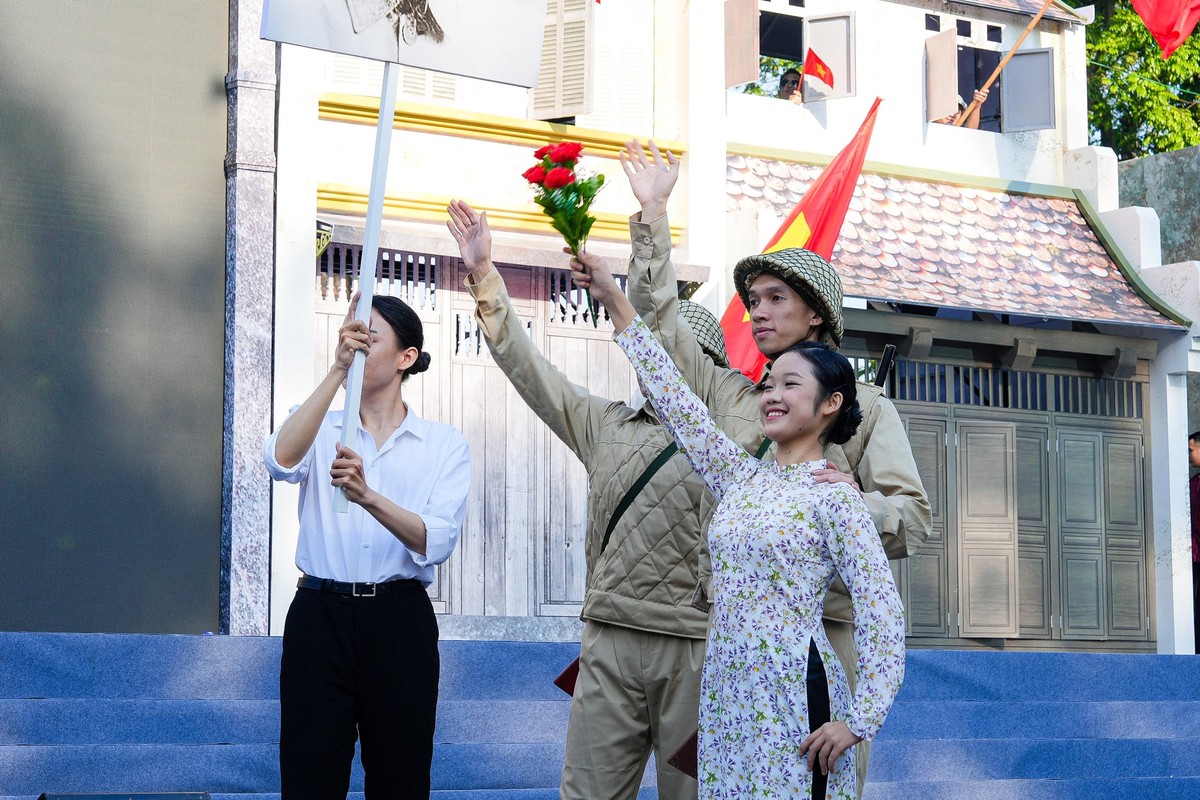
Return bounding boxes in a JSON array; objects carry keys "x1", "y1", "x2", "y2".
[{"x1": 262, "y1": 0, "x2": 544, "y2": 87}]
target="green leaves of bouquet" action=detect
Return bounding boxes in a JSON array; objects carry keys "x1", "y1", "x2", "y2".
[{"x1": 524, "y1": 142, "x2": 606, "y2": 325}]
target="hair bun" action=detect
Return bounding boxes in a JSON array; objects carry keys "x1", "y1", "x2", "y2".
[
  {"x1": 408, "y1": 351, "x2": 432, "y2": 376},
  {"x1": 826, "y1": 402, "x2": 863, "y2": 446}
]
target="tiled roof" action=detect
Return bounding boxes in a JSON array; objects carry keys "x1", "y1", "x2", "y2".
[{"x1": 726, "y1": 154, "x2": 1179, "y2": 328}]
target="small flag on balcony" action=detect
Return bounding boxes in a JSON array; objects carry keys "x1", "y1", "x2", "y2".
[{"x1": 802, "y1": 48, "x2": 835, "y2": 88}]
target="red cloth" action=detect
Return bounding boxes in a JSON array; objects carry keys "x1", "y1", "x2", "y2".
[
  {"x1": 719, "y1": 98, "x2": 882, "y2": 381},
  {"x1": 1130, "y1": 0, "x2": 1200, "y2": 58},
  {"x1": 802, "y1": 48, "x2": 835, "y2": 88}
]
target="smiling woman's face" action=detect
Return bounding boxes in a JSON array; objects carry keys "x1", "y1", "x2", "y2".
[{"x1": 758, "y1": 351, "x2": 839, "y2": 447}]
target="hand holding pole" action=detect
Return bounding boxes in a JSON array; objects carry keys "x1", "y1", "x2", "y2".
[
  {"x1": 955, "y1": 0, "x2": 1055, "y2": 127},
  {"x1": 335, "y1": 62, "x2": 400, "y2": 513}
]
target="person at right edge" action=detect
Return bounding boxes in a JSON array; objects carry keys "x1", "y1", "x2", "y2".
[
  {"x1": 621, "y1": 140, "x2": 932, "y2": 798},
  {"x1": 1189, "y1": 430, "x2": 1200, "y2": 654}
]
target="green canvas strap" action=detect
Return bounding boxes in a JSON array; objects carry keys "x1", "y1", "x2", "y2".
[
  {"x1": 600, "y1": 442, "x2": 679, "y2": 554},
  {"x1": 600, "y1": 435, "x2": 772, "y2": 554}
]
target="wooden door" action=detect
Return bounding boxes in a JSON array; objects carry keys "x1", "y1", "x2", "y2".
[
  {"x1": 901, "y1": 413, "x2": 950, "y2": 637},
  {"x1": 1016, "y1": 426, "x2": 1052, "y2": 637},
  {"x1": 1057, "y1": 430, "x2": 1105, "y2": 639},
  {"x1": 956, "y1": 422, "x2": 1019, "y2": 638}
]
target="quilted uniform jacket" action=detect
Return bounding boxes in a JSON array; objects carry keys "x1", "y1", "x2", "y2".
[{"x1": 466, "y1": 268, "x2": 760, "y2": 639}]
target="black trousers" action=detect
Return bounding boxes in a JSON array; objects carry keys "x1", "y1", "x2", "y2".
[
  {"x1": 1194, "y1": 562, "x2": 1200, "y2": 655},
  {"x1": 807, "y1": 638, "x2": 832, "y2": 800},
  {"x1": 280, "y1": 582, "x2": 440, "y2": 800}
]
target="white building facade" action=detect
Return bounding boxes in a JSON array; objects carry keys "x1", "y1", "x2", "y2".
[{"x1": 226, "y1": 0, "x2": 1196, "y2": 652}]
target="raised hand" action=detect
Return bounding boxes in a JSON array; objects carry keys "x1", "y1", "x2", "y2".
[
  {"x1": 619, "y1": 139, "x2": 679, "y2": 221},
  {"x1": 446, "y1": 199, "x2": 495, "y2": 282}
]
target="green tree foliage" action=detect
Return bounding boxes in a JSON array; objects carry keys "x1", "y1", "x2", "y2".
[
  {"x1": 1067, "y1": 1, "x2": 1200, "y2": 159},
  {"x1": 736, "y1": 57, "x2": 800, "y2": 97}
]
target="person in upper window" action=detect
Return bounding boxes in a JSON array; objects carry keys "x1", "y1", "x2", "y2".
[
  {"x1": 776, "y1": 67, "x2": 803, "y2": 104},
  {"x1": 934, "y1": 88, "x2": 989, "y2": 129}
]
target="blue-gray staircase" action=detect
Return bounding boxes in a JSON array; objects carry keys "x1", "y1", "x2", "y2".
[{"x1": 0, "y1": 632, "x2": 1197, "y2": 799}]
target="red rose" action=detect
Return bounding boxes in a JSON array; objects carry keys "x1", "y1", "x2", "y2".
[
  {"x1": 549, "y1": 142, "x2": 584, "y2": 163},
  {"x1": 533, "y1": 145, "x2": 554, "y2": 159},
  {"x1": 543, "y1": 167, "x2": 576, "y2": 189},
  {"x1": 523, "y1": 165, "x2": 547, "y2": 185}
]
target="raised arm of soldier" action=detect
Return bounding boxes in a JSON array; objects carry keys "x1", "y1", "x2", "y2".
[
  {"x1": 622, "y1": 140, "x2": 763, "y2": 454},
  {"x1": 446, "y1": 199, "x2": 611, "y2": 465}
]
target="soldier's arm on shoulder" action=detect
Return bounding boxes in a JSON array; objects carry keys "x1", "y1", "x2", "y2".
[{"x1": 848, "y1": 388, "x2": 932, "y2": 559}]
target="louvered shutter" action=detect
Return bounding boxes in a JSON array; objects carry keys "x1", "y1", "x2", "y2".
[{"x1": 531, "y1": 0, "x2": 592, "y2": 120}]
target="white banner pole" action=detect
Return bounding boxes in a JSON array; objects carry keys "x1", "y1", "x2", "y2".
[{"x1": 335, "y1": 62, "x2": 400, "y2": 513}]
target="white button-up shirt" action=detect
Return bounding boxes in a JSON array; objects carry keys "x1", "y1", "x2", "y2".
[{"x1": 264, "y1": 406, "x2": 471, "y2": 586}]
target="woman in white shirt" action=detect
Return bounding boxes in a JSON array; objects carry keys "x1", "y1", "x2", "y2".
[{"x1": 264, "y1": 293, "x2": 471, "y2": 799}]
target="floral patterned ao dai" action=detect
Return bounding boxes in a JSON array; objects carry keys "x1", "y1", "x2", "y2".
[{"x1": 616, "y1": 319, "x2": 906, "y2": 799}]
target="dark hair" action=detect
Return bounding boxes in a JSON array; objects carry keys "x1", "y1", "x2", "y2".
[
  {"x1": 775, "y1": 341, "x2": 862, "y2": 446},
  {"x1": 373, "y1": 295, "x2": 431, "y2": 382},
  {"x1": 1191, "y1": 431, "x2": 1200, "y2": 443}
]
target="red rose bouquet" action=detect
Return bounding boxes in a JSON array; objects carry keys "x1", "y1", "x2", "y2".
[{"x1": 524, "y1": 141, "x2": 606, "y2": 324}]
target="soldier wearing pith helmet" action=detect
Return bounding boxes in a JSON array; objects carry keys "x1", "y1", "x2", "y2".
[{"x1": 622, "y1": 150, "x2": 932, "y2": 799}]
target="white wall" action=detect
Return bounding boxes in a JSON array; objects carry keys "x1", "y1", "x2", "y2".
[
  {"x1": 1103, "y1": 205, "x2": 1200, "y2": 654},
  {"x1": 724, "y1": 0, "x2": 1076, "y2": 185}
]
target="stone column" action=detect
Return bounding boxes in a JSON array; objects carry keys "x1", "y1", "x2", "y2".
[{"x1": 222, "y1": 0, "x2": 277, "y2": 635}]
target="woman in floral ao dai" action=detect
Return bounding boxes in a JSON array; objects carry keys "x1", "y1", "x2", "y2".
[{"x1": 570, "y1": 252, "x2": 905, "y2": 799}]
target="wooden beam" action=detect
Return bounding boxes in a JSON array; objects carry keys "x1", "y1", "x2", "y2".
[
  {"x1": 1003, "y1": 339, "x2": 1039, "y2": 371},
  {"x1": 1104, "y1": 347, "x2": 1137, "y2": 380},
  {"x1": 901, "y1": 328, "x2": 934, "y2": 361},
  {"x1": 843, "y1": 308, "x2": 1159, "y2": 361}
]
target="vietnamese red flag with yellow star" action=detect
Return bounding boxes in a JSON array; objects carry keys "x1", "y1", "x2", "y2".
[
  {"x1": 1130, "y1": 0, "x2": 1200, "y2": 58},
  {"x1": 802, "y1": 48, "x2": 835, "y2": 88},
  {"x1": 719, "y1": 97, "x2": 883, "y2": 381}
]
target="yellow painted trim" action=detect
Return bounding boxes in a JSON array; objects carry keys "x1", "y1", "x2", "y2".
[
  {"x1": 319, "y1": 94, "x2": 687, "y2": 158},
  {"x1": 317, "y1": 184, "x2": 684, "y2": 244}
]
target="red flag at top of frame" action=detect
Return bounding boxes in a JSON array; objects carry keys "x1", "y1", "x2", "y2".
[{"x1": 1130, "y1": 0, "x2": 1200, "y2": 58}]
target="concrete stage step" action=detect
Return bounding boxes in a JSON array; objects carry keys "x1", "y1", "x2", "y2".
[{"x1": 1, "y1": 633, "x2": 1197, "y2": 799}]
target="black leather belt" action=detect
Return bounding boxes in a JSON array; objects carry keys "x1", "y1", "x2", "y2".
[{"x1": 297, "y1": 575, "x2": 420, "y2": 597}]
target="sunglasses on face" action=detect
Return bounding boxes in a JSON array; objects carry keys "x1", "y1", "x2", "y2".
[{"x1": 781, "y1": 79, "x2": 800, "y2": 87}]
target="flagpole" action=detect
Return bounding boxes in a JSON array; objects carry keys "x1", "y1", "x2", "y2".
[
  {"x1": 955, "y1": 0, "x2": 1056, "y2": 126},
  {"x1": 334, "y1": 61, "x2": 400, "y2": 514}
]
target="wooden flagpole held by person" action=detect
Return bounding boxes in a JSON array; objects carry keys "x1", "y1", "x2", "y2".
[
  {"x1": 955, "y1": 0, "x2": 1056, "y2": 126},
  {"x1": 334, "y1": 63, "x2": 400, "y2": 513}
]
